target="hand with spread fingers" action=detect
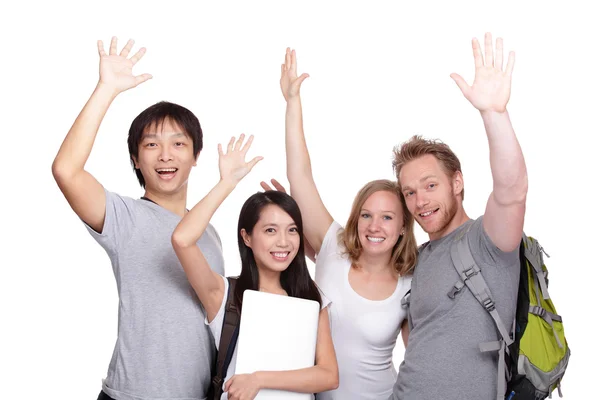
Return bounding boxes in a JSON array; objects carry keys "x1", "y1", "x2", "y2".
[
  {"x1": 218, "y1": 134, "x2": 263, "y2": 185},
  {"x1": 97, "y1": 36, "x2": 153, "y2": 93},
  {"x1": 450, "y1": 32, "x2": 515, "y2": 113},
  {"x1": 280, "y1": 47, "x2": 310, "y2": 102}
]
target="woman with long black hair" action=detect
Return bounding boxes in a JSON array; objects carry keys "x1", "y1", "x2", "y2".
[{"x1": 171, "y1": 134, "x2": 339, "y2": 400}]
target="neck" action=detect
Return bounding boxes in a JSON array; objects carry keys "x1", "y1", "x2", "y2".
[
  {"x1": 429, "y1": 204, "x2": 470, "y2": 241},
  {"x1": 356, "y1": 251, "x2": 394, "y2": 274},
  {"x1": 257, "y1": 268, "x2": 284, "y2": 293},
  {"x1": 143, "y1": 186, "x2": 188, "y2": 217}
]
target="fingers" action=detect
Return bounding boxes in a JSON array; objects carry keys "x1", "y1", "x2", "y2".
[
  {"x1": 285, "y1": 47, "x2": 291, "y2": 71},
  {"x1": 129, "y1": 47, "x2": 147, "y2": 65},
  {"x1": 134, "y1": 73, "x2": 153, "y2": 86},
  {"x1": 484, "y1": 32, "x2": 493, "y2": 67},
  {"x1": 295, "y1": 73, "x2": 310, "y2": 89},
  {"x1": 271, "y1": 179, "x2": 287, "y2": 193},
  {"x1": 505, "y1": 51, "x2": 516, "y2": 78},
  {"x1": 97, "y1": 40, "x2": 107, "y2": 57},
  {"x1": 224, "y1": 377, "x2": 233, "y2": 391},
  {"x1": 260, "y1": 181, "x2": 273, "y2": 191},
  {"x1": 120, "y1": 39, "x2": 135, "y2": 58},
  {"x1": 240, "y1": 134, "x2": 254, "y2": 154},
  {"x1": 247, "y1": 156, "x2": 264, "y2": 171},
  {"x1": 495, "y1": 37, "x2": 503, "y2": 70},
  {"x1": 235, "y1": 133, "x2": 246, "y2": 151},
  {"x1": 218, "y1": 143, "x2": 224, "y2": 156},
  {"x1": 450, "y1": 73, "x2": 470, "y2": 96},
  {"x1": 291, "y1": 49, "x2": 298, "y2": 74},
  {"x1": 472, "y1": 38, "x2": 483, "y2": 68},
  {"x1": 109, "y1": 36, "x2": 118, "y2": 55},
  {"x1": 227, "y1": 136, "x2": 236, "y2": 153}
]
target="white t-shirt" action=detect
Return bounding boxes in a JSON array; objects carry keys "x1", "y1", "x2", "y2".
[
  {"x1": 207, "y1": 275, "x2": 330, "y2": 400},
  {"x1": 315, "y1": 221, "x2": 412, "y2": 400}
]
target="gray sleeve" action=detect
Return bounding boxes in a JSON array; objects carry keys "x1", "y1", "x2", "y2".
[
  {"x1": 467, "y1": 216, "x2": 519, "y2": 268},
  {"x1": 83, "y1": 189, "x2": 136, "y2": 254}
]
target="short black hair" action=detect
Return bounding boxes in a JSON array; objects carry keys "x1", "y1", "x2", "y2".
[{"x1": 127, "y1": 101, "x2": 203, "y2": 188}]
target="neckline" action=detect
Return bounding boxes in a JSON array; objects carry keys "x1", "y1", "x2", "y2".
[
  {"x1": 344, "y1": 262, "x2": 405, "y2": 304},
  {"x1": 138, "y1": 196, "x2": 189, "y2": 218}
]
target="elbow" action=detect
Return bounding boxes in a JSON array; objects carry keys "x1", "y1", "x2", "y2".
[
  {"x1": 171, "y1": 230, "x2": 193, "y2": 250},
  {"x1": 325, "y1": 368, "x2": 339, "y2": 391},
  {"x1": 51, "y1": 159, "x2": 71, "y2": 184},
  {"x1": 495, "y1": 176, "x2": 528, "y2": 206}
]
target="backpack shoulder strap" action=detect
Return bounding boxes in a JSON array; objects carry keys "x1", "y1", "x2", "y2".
[
  {"x1": 211, "y1": 276, "x2": 241, "y2": 400},
  {"x1": 449, "y1": 221, "x2": 514, "y2": 400}
]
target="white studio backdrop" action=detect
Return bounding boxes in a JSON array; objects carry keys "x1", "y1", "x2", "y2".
[{"x1": 0, "y1": 0, "x2": 597, "y2": 398}]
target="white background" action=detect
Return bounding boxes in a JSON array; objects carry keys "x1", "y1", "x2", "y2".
[{"x1": 1, "y1": 0, "x2": 597, "y2": 398}]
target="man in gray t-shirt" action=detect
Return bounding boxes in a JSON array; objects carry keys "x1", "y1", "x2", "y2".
[
  {"x1": 52, "y1": 37, "x2": 224, "y2": 400},
  {"x1": 390, "y1": 32, "x2": 527, "y2": 399}
]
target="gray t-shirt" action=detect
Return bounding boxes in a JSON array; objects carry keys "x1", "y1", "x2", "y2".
[
  {"x1": 85, "y1": 190, "x2": 225, "y2": 400},
  {"x1": 391, "y1": 217, "x2": 520, "y2": 400}
]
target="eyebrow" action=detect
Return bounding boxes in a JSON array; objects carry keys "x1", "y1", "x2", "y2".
[
  {"x1": 361, "y1": 209, "x2": 397, "y2": 215},
  {"x1": 401, "y1": 174, "x2": 438, "y2": 191},
  {"x1": 141, "y1": 132, "x2": 187, "y2": 140},
  {"x1": 261, "y1": 223, "x2": 297, "y2": 228}
]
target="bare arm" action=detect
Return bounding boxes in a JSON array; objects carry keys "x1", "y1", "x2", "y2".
[
  {"x1": 51, "y1": 37, "x2": 152, "y2": 233},
  {"x1": 281, "y1": 49, "x2": 333, "y2": 254},
  {"x1": 224, "y1": 308, "x2": 339, "y2": 397},
  {"x1": 451, "y1": 33, "x2": 527, "y2": 252},
  {"x1": 172, "y1": 135, "x2": 262, "y2": 322},
  {"x1": 401, "y1": 319, "x2": 410, "y2": 348}
]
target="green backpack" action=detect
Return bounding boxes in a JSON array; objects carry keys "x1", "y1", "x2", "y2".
[{"x1": 449, "y1": 221, "x2": 570, "y2": 400}]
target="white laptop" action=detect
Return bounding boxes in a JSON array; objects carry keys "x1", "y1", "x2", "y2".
[{"x1": 235, "y1": 289, "x2": 321, "y2": 399}]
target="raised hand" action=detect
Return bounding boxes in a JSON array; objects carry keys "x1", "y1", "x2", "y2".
[
  {"x1": 450, "y1": 32, "x2": 515, "y2": 113},
  {"x1": 218, "y1": 134, "x2": 263, "y2": 185},
  {"x1": 224, "y1": 373, "x2": 261, "y2": 400},
  {"x1": 97, "y1": 37, "x2": 152, "y2": 93},
  {"x1": 280, "y1": 48, "x2": 309, "y2": 102},
  {"x1": 260, "y1": 178, "x2": 287, "y2": 193}
]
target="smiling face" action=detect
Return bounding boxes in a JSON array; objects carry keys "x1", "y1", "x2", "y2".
[
  {"x1": 241, "y1": 204, "x2": 301, "y2": 273},
  {"x1": 132, "y1": 118, "x2": 197, "y2": 196},
  {"x1": 399, "y1": 154, "x2": 463, "y2": 240},
  {"x1": 356, "y1": 190, "x2": 405, "y2": 258}
]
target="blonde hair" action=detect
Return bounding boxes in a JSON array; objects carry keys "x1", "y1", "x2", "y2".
[
  {"x1": 392, "y1": 135, "x2": 464, "y2": 199},
  {"x1": 338, "y1": 179, "x2": 417, "y2": 276}
]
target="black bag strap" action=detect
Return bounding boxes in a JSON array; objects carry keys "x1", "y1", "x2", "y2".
[{"x1": 210, "y1": 277, "x2": 241, "y2": 400}]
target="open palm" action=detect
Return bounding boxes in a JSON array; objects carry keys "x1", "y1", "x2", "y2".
[
  {"x1": 218, "y1": 134, "x2": 263, "y2": 184},
  {"x1": 97, "y1": 37, "x2": 152, "y2": 93},
  {"x1": 451, "y1": 33, "x2": 515, "y2": 113},
  {"x1": 280, "y1": 48, "x2": 309, "y2": 102}
]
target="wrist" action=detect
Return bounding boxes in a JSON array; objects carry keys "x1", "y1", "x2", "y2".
[
  {"x1": 252, "y1": 371, "x2": 264, "y2": 389},
  {"x1": 218, "y1": 178, "x2": 238, "y2": 192},
  {"x1": 95, "y1": 81, "x2": 120, "y2": 100}
]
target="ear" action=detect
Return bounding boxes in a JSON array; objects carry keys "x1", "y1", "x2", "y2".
[
  {"x1": 131, "y1": 155, "x2": 140, "y2": 169},
  {"x1": 193, "y1": 151, "x2": 200, "y2": 167},
  {"x1": 452, "y1": 171, "x2": 464, "y2": 197},
  {"x1": 241, "y1": 228, "x2": 252, "y2": 248}
]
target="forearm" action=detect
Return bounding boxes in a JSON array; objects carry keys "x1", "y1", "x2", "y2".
[
  {"x1": 285, "y1": 96, "x2": 314, "y2": 184},
  {"x1": 52, "y1": 83, "x2": 118, "y2": 177},
  {"x1": 482, "y1": 110, "x2": 528, "y2": 204},
  {"x1": 255, "y1": 365, "x2": 338, "y2": 393},
  {"x1": 172, "y1": 179, "x2": 236, "y2": 248}
]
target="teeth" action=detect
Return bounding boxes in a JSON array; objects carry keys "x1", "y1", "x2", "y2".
[
  {"x1": 367, "y1": 237, "x2": 384, "y2": 243},
  {"x1": 157, "y1": 168, "x2": 177, "y2": 173},
  {"x1": 272, "y1": 252, "x2": 289, "y2": 258},
  {"x1": 420, "y1": 210, "x2": 434, "y2": 217}
]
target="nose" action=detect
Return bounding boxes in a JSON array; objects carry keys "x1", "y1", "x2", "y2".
[
  {"x1": 415, "y1": 190, "x2": 430, "y2": 209},
  {"x1": 159, "y1": 145, "x2": 173, "y2": 162},
  {"x1": 276, "y1": 232, "x2": 290, "y2": 247},
  {"x1": 367, "y1": 218, "x2": 382, "y2": 232}
]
